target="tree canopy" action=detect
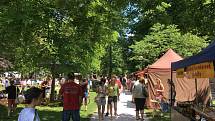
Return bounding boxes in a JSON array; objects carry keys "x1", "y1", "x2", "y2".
[
  {"x1": 0, "y1": 0, "x2": 214, "y2": 74},
  {"x1": 130, "y1": 23, "x2": 208, "y2": 69},
  {"x1": 0, "y1": 0, "x2": 126, "y2": 75},
  {"x1": 1, "y1": 0, "x2": 215, "y2": 100}
]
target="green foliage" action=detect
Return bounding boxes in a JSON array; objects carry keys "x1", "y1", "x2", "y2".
[
  {"x1": 0, "y1": 0, "x2": 126, "y2": 75},
  {"x1": 130, "y1": 23, "x2": 208, "y2": 69},
  {"x1": 100, "y1": 40, "x2": 126, "y2": 75},
  {"x1": 128, "y1": 0, "x2": 215, "y2": 39},
  {"x1": 1, "y1": 0, "x2": 214, "y2": 75}
]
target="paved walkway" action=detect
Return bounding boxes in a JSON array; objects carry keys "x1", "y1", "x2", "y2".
[{"x1": 91, "y1": 91, "x2": 149, "y2": 121}]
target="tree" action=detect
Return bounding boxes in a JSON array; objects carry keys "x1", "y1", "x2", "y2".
[
  {"x1": 0, "y1": 0, "x2": 128, "y2": 101},
  {"x1": 100, "y1": 40, "x2": 126, "y2": 76},
  {"x1": 130, "y1": 23, "x2": 208, "y2": 69}
]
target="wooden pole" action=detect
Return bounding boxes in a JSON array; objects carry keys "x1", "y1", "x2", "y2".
[
  {"x1": 170, "y1": 70, "x2": 173, "y2": 121},
  {"x1": 195, "y1": 78, "x2": 198, "y2": 105}
]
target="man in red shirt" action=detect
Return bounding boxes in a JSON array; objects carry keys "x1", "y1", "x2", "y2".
[{"x1": 60, "y1": 72, "x2": 83, "y2": 121}]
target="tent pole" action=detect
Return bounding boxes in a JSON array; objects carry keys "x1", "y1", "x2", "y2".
[
  {"x1": 195, "y1": 78, "x2": 198, "y2": 105},
  {"x1": 170, "y1": 70, "x2": 173, "y2": 106},
  {"x1": 170, "y1": 69, "x2": 173, "y2": 121}
]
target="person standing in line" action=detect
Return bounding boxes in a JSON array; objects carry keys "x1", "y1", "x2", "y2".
[
  {"x1": 155, "y1": 78, "x2": 164, "y2": 100},
  {"x1": 122, "y1": 75, "x2": 127, "y2": 90},
  {"x1": 18, "y1": 87, "x2": 43, "y2": 121},
  {"x1": 5, "y1": 80, "x2": 20, "y2": 117},
  {"x1": 131, "y1": 78, "x2": 139, "y2": 103},
  {"x1": 95, "y1": 78, "x2": 106, "y2": 121},
  {"x1": 115, "y1": 76, "x2": 123, "y2": 94},
  {"x1": 168, "y1": 79, "x2": 176, "y2": 106},
  {"x1": 87, "y1": 77, "x2": 91, "y2": 90},
  {"x1": 126, "y1": 76, "x2": 132, "y2": 92},
  {"x1": 80, "y1": 78, "x2": 89, "y2": 111},
  {"x1": 155, "y1": 78, "x2": 165, "y2": 110},
  {"x1": 40, "y1": 78, "x2": 49, "y2": 101},
  {"x1": 106, "y1": 75, "x2": 119, "y2": 120},
  {"x1": 132, "y1": 77, "x2": 148, "y2": 121},
  {"x1": 59, "y1": 72, "x2": 83, "y2": 121}
]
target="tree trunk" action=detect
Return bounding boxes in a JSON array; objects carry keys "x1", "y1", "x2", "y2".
[
  {"x1": 108, "y1": 44, "x2": 112, "y2": 78},
  {"x1": 50, "y1": 65, "x2": 56, "y2": 102}
]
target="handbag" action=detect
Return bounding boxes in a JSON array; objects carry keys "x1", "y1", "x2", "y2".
[{"x1": 142, "y1": 86, "x2": 148, "y2": 97}]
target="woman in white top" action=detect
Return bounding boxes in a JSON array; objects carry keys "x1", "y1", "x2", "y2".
[
  {"x1": 18, "y1": 87, "x2": 43, "y2": 121},
  {"x1": 132, "y1": 77, "x2": 148, "y2": 121}
]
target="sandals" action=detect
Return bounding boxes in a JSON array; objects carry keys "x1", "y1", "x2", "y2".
[
  {"x1": 136, "y1": 117, "x2": 145, "y2": 120},
  {"x1": 114, "y1": 112, "x2": 118, "y2": 116},
  {"x1": 136, "y1": 117, "x2": 140, "y2": 120}
]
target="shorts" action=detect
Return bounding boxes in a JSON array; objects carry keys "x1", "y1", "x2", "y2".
[
  {"x1": 96, "y1": 97, "x2": 106, "y2": 106},
  {"x1": 108, "y1": 96, "x2": 117, "y2": 104},
  {"x1": 84, "y1": 92, "x2": 88, "y2": 98},
  {"x1": 62, "y1": 109, "x2": 80, "y2": 121},
  {"x1": 134, "y1": 98, "x2": 146, "y2": 111},
  {"x1": 8, "y1": 99, "x2": 16, "y2": 108}
]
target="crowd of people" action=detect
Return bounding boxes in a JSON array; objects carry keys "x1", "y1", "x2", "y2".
[
  {"x1": 0, "y1": 74, "x2": 90, "y2": 120},
  {"x1": 93, "y1": 74, "x2": 150, "y2": 121},
  {"x1": 0, "y1": 72, "x2": 176, "y2": 121}
]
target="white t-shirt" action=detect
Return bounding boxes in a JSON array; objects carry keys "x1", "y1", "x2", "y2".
[
  {"x1": 27, "y1": 79, "x2": 32, "y2": 85},
  {"x1": 18, "y1": 108, "x2": 40, "y2": 121},
  {"x1": 132, "y1": 81, "x2": 145, "y2": 98}
]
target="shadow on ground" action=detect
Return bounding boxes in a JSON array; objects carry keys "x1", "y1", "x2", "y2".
[
  {"x1": 115, "y1": 113, "x2": 136, "y2": 121},
  {"x1": 120, "y1": 99, "x2": 135, "y2": 109},
  {"x1": 0, "y1": 104, "x2": 89, "y2": 121},
  {"x1": 91, "y1": 113, "x2": 136, "y2": 121}
]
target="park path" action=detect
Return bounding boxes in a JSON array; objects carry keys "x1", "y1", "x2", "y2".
[{"x1": 90, "y1": 90, "x2": 149, "y2": 121}]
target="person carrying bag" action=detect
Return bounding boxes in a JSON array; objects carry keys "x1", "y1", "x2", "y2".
[
  {"x1": 142, "y1": 85, "x2": 148, "y2": 98},
  {"x1": 132, "y1": 77, "x2": 147, "y2": 120}
]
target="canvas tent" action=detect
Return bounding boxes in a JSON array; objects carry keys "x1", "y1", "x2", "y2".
[
  {"x1": 172, "y1": 41, "x2": 215, "y2": 104},
  {"x1": 139, "y1": 49, "x2": 210, "y2": 107},
  {"x1": 172, "y1": 41, "x2": 215, "y2": 70}
]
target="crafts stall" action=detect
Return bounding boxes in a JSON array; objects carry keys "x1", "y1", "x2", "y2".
[{"x1": 171, "y1": 41, "x2": 215, "y2": 121}]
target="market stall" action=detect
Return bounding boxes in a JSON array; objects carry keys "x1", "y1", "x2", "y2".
[
  {"x1": 136, "y1": 49, "x2": 209, "y2": 110},
  {"x1": 171, "y1": 41, "x2": 215, "y2": 121}
]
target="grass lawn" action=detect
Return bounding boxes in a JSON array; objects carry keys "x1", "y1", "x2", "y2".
[
  {"x1": 145, "y1": 109, "x2": 170, "y2": 121},
  {"x1": 212, "y1": 100, "x2": 215, "y2": 105},
  {"x1": 0, "y1": 91, "x2": 97, "y2": 121}
]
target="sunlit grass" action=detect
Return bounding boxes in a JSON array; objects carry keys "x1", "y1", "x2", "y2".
[
  {"x1": 144, "y1": 108, "x2": 170, "y2": 121},
  {"x1": 0, "y1": 91, "x2": 97, "y2": 121}
]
